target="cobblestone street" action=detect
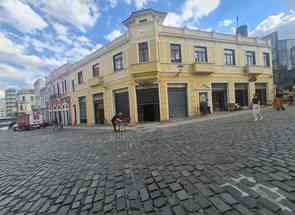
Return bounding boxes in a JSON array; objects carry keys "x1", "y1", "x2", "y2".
[{"x1": 1, "y1": 107, "x2": 295, "y2": 215}]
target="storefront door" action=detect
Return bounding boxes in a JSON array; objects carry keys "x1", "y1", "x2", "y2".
[
  {"x1": 136, "y1": 86, "x2": 160, "y2": 122},
  {"x1": 78, "y1": 96, "x2": 87, "y2": 124},
  {"x1": 235, "y1": 83, "x2": 249, "y2": 107},
  {"x1": 168, "y1": 84, "x2": 188, "y2": 119},
  {"x1": 93, "y1": 93, "x2": 104, "y2": 124},
  {"x1": 255, "y1": 83, "x2": 267, "y2": 105},
  {"x1": 212, "y1": 83, "x2": 228, "y2": 111},
  {"x1": 114, "y1": 89, "x2": 130, "y2": 117},
  {"x1": 199, "y1": 92, "x2": 209, "y2": 114}
]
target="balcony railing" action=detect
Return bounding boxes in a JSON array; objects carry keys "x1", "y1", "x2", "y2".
[
  {"x1": 88, "y1": 77, "x2": 104, "y2": 87},
  {"x1": 130, "y1": 62, "x2": 158, "y2": 81},
  {"x1": 244, "y1": 65, "x2": 270, "y2": 75},
  {"x1": 192, "y1": 62, "x2": 216, "y2": 74}
]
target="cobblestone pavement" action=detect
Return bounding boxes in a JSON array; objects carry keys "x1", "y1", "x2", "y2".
[{"x1": 1, "y1": 107, "x2": 295, "y2": 215}]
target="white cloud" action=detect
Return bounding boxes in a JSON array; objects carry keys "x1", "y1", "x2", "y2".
[
  {"x1": 0, "y1": 64, "x2": 25, "y2": 81},
  {"x1": 0, "y1": 0, "x2": 48, "y2": 33},
  {"x1": 251, "y1": 11, "x2": 295, "y2": 39},
  {"x1": 0, "y1": 32, "x2": 62, "y2": 72},
  {"x1": 124, "y1": 0, "x2": 156, "y2": 9},
  {"x1": 163, "y1": 12, "x2": 183, "y2": 27},
  {"x1": 164, "y1": 0, "x2": 220, "y2": 28},
  {"x1": 187, "y1": 23, "x2": 199, "y2": 30},
  {"x1": 0, "y1": 81, "x2": 8, "y2": 98},
  {"x1": 52, "y1": 22, "x2": 68, "y2": 35},
  {"x1": 31, "y1": 0, "x2": 100, "y2": 32},
  {"x1": 76, "y1": 36, "x2": 92, "y2": 47},
  {"x1": 0, "y1": 33, "x2": 24, "y2": 55},
  {"x1": 204, "y1": 28, "x2": 213, "y2": 32},
  {"x1": 107, "y1": 0, "x2": 118, "y2": 8},
  {"x1": 182, "y1": 0, "x2": 220, "y2": 22},
  {"x1": 220, "y1": 19, "x2": 234, "y2": 27},
  {"x1": 105, "y1": 30, "x2": 123, "y2": 41},
  {"x1": 93, "y1": 44, "x2": 103, "y2": 51}
]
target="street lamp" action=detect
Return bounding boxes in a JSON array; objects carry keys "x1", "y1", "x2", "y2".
[{"x1": 176, "y1": 64, "x2": 184, "y2": 76}]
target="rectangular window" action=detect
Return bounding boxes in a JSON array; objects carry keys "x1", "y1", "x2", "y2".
[
  {"x1": 170, "y1": 44, "x2": 182, "y2": 63},
  {"x1": 113, "y1": 52, "x2": 123, "y2": 72},
  {"x1": 139, "y1": 18, "x2": 148, "y2": 23},
  {"x1": 78, "y1": 71, "x2": 83, "y2": 84},
  {"x1": 246, "y1": 51, "x2": 256, "y2": 65},
  {"x1": 22, "y1": 96, "x2": 25, "y2": 101},
  {"x1": 224, "y1": 49, "x2": 235, "y2": 65},
  {"x1": 263, "y1": 53, "x2": 270, "y2": 67},
  {"x1": 31, "y1": 96, "x2": 34, "y2": 101},
  {"x1": 64, "y1": 80, "x2": 67, "y2": 93},
  {"x1": 195, "y1": 46, "x2": 208, "y2": 63},
  {"x1": 61, "y1": 81, "x2": 64, "y2": 94},
  {"x1": 71, "y1": 80, "x2": 75, "y2": 92},
  {"x1": 79, "y1": 96, "x2": 87, "y2": 124},
  {"x1": 138, "y1": 42, "x2": 149, "y2": 63},
  {"x1": 57, "y1": 83, "x2": 60, "y2": 96},
  {"x1": 92, "y1": 63, "x2": 100, "y2": 77}
]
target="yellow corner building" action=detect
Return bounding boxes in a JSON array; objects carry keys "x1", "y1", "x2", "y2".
[{"x1": 47, "y1": 9, "x2": 274, "y2": 126}]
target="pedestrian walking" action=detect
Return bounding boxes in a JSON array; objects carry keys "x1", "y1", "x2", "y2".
[
  {"x1": 252, "y1": 95, "x2": 263, "y2": 121},
  {"x1": 52, "y1": 119, "x2": 58, "y2": 131}
]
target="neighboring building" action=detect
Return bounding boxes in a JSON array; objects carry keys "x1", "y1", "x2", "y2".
[
  {"x1": 33, "y1": 79, "x2": 46, "y2": 119},
  {"x1": 46, "y1": 64, "x2": 72, "y2": 126},
  {"x1": 236, "y1": 25, "x2": 248, "y2": 37},
  {"x1": 40, "y1": 87, "x2": 49, "y2": 122},
  {"x1": 5, "y1": 88, "x2": 17, "y2": 117},
  {"x1": 46, "y1": 9, "x2": 274, "y2": 126},
  {"x1": 291, "y1": 46, "x2": 295, "y2": 69},
  {"x1": 264, "y1": 32, "x2": 295, "y2": 88},
  {"x1": 17, "y1": 89, "x2": 35, "y2": 114},
  {"x1": 0, "y1": 98, "x2": 6, "y2": 117}
]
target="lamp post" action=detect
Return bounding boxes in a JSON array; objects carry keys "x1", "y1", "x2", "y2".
[{"x1": 176, "y1": 64, "x2": 184, "y2": 76}]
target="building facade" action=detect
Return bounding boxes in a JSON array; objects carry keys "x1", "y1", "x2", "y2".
[
  {"x1": 17, "y1": 89, "x2": 35, "y2": 114},
  {"x1": 46, "y1": 64, "x2": 73, "y2": 126},
  {"x1": 264, "y1": 32, "x2": 295, "y2": 88},
  {"x1": 46, "y1": 9, "x2": 274, "y2": 126},
  {"x1": 33, "y1": 79, "x2": 47, "y2": 119},
  {"x1": 0, "y1": 98, "x2": 6, "y2": 118},
  {"x1": 40, "y1": 87, "x2": 49, "y2": 122},
  {"x1": 5, "y1": 88, "x2": 17, "y2": 117}
]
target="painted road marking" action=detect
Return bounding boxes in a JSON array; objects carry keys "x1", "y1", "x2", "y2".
[{"x1": 221, "y1": 174, "x2": 292, "y2": 212}]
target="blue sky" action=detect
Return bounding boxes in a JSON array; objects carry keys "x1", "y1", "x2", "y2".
[{"x1": 0, "y1": 0, "x2": 294, "y2": 97}]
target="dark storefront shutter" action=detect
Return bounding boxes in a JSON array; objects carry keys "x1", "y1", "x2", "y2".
[
  {"x1": 114, "y1": 91, "x2": 130, "y2": 117},
  {"x1": 78, "y1": 96, "x2": 87, "y2": 124},
  {"x1": 168, "y1": 86, "x2": 188, "y2": 119}
]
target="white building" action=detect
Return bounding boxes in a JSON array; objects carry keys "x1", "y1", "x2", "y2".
[
  {"x1": 5, "y1": 88, "x2": 17, "y2": 117},
  {"x1": 0, "y1": 98, "x2": 6, "y2": 118}
]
